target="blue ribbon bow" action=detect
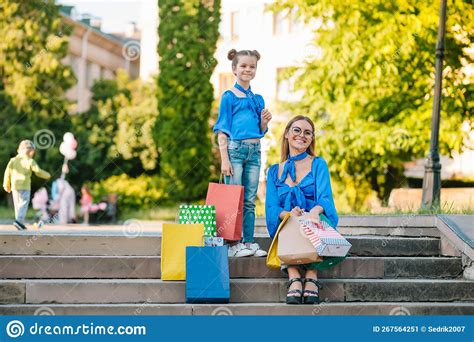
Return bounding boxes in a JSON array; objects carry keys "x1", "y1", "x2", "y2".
[{"x1": 278, "y1": 151, "x2": 308, "y2": 183}]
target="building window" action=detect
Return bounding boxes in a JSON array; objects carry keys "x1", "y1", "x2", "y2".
[
  {"x1": 69, "y1": 55, "x2": 79, "y2": 77},
  {"x1": 288, "y1": 7, "x2": 302, "y2": 34},
  {"x1": 219, "y1": 73, "x2": 235, "y2": 95},
  {"x1": 273, "y1": 10, "x2": 288, "y2": 36},
  {"x1": 273, "y1": 8, "x2": 301, "y2": 35},
  {"x1": 230, "y1": 11, "x2": 239, "y2": 40}
]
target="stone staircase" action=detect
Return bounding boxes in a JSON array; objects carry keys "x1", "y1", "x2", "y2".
[{"x1": 0, "y1": 216, "x2": 473, "y2": 315}]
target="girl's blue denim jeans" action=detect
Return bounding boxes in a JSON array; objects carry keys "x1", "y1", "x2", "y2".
[{"x1": 224, "y1": 140, "x2": 261, "y2": 243}]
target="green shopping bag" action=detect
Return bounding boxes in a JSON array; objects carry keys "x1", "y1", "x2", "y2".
[{"x1": 178, "y1": 204, "x2": 217, "y2": 237}]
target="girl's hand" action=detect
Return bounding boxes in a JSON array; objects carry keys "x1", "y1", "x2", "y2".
[
  {"x1": 261, "y1": 108, "x2": 272, "y2": 124},
  {"x1": 3, "y1": 185, "x2": 11, "y2": 193},
  {"x1": 290, "y1": 206, "x2": 303, "y2": 216},
  {"x1": 221, "y1": 159, "x2": 234, "y2": 176}
]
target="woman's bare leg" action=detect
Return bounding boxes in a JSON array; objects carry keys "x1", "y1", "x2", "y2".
[
  {"x1": 304, "y1": 269, "x2": 319, "y2": 296},
  {"x1": 287, "y1": 266, "x2": 302, "y2": 296}
]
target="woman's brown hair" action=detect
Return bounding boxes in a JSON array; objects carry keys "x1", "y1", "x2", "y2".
[{"x1": 280, "y1": 115, "x2": 316, "y2": 162}]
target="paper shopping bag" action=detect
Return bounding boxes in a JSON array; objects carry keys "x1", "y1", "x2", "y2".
[
  {"x1": 266, "y1": 213, "x2": 290, "y2": 269},
  {"x1": 186, "y1": 246, "x2": 230, "y2": 303},
  {"x1": 278, "y1": 214, "x2": 323, "y2": 265},
  {"x1": 178, "y1": 204, "x2": 217, "y2": 237},
  {"x1": 300, "y1": 214, "x2": 352, "y2": 257},
  {"x1": 161, "y1": 223, "x2": 204, "y2": 281},
  {"x1": 205, "y1": 182, "x2": 244, "y2": 241}
]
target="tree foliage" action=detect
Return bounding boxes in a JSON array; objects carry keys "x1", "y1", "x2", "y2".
[
  {"x1": 275, "y1": 0, "x2": 473, "y2": 210},
  {"x1": 155, "y1": 0, "x2": 221, "y2": 201},
  {"x1": 0, "y1": 0, "x2": 75, "y2": 202},
  {"x1": 70, "y1": 71, "x2": 159, "y2": 189}
]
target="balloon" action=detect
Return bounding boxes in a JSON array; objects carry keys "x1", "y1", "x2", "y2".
[
  {"x1": 65, "y1": 149, "x2": 77, "y2": 160},
  {"x1": 70, "y1": 139, "x2": 78, "y2": 150},
  {"x1": 64, "y1": 139, "x2": 77, "y2": 150},
  {"x1": 59, "y1": 142, "x2": 68, "y2": 156},
  {"x1": 63, "y1": 132, "x2": 74, "y2": 143},
  {"x1": 60, "y1": 142, "x2": 77, "y2": 159}
]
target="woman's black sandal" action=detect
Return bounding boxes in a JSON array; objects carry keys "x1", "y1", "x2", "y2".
[
  {"x1": 303, "y1": 278, "x2": 322, "y2": 304},
  {"x1": 286, "y1": 278, "x2": 304, "y2": 304}
]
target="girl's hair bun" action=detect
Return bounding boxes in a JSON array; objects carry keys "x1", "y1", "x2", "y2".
[
  {"x1": 252, "y1": 50, "x2": 261, "y2": 61},
  {"x1": 227, "y1": 49, "x2": 237, "y2": 61},
  {"x1": 228, "y1": 49, "x2": 262, "y2": 68}
]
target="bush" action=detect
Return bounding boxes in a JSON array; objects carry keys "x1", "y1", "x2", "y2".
[{"x1": 89, "y1": 174, "x2": 169, "y2": 209}]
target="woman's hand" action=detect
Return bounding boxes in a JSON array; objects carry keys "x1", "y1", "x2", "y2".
[
  {"x1": 221, "y1": 159, "x2": 234, "y2": 176},
  {"x1": 307, "y1": 205, "x2": 323, "y2": 224},
  {"x1": 306, "y1": 212, "x2": 321, "y2": 224},
  {"x1": 290, "y1": 206, "x2": 303, "y2": 216}
]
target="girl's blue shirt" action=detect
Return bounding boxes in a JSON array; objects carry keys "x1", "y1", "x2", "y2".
[
  {"x1": 265, "y1": 157, "x2": 339, "y2": 238},
  {"x1": 213, "y1": 89, "x2": 268, "y2": 140}
]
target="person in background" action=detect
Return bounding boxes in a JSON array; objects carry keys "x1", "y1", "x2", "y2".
[
  {"x1": 80, "y1": 185, "x2": 107, "y2": 225},
  {"x1": 3, "y1": 140, "x2": 51, "y2": 230},
  {"x1": 31, "y1": 187, "x2": 49, "y2": 228}
]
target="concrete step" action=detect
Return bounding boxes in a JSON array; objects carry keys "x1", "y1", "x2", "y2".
[
  {"x1": 255, "y1": 215, "x2": 441, "y2": 237},
  {"x1": 0, "y1": 302, "x2": 472, "y2": 315},
  {"x1": 0, "y1": 233, "x2": 440, "y2": 257},
  {"x1": 254, "y1": 226, "x2": 441, "y2": 237},
  {"x1": 0, "y1": 256, "x2": 462, "y2": 279},
  {"x1": 2, "y1": 278, "x2": 472, "y2": 304},
  {"x1": 0, "y1": 215, "x2": 441, "y2": 238},
  {"x1": 256, "y1": 215, "x2": 439, "y2": 229},
  {"x1": 254, "y1": 235, "x2": 440, "y2": 257}
]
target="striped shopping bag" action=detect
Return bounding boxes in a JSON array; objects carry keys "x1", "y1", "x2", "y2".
[{"x1": 300, "y1": 215, "x2": 352, "y2": 257}]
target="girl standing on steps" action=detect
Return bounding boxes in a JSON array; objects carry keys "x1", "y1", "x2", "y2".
[
  {"x1": 266, "y1": 115, "x2": 341, "y2": 305},
  {"x1": 213, "y1": 49, "x2": 272, "y2": 258}
]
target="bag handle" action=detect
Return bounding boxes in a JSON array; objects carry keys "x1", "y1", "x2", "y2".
[{"x1": 219, "y1": 173, "x2": 234, "y2": 184}]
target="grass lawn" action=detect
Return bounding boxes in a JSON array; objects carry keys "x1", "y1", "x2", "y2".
[
  {"x1": 119, "y1": 205, "x2": 181, "y2": 222},
  {"x1": 0, "y1": 205, "x2": 36, "y2": 221}
]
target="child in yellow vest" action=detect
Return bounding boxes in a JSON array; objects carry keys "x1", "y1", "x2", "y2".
[{"x1": 3, "y1": 140, "x2": 51, "y2": 230}]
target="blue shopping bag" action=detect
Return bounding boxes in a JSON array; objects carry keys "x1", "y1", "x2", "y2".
[{"x1": 185, "y1": 246, "x2": 230, "y2": 303}]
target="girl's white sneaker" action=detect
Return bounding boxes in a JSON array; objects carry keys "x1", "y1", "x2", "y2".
[
  {"x1": 246, "y1": 242, "x2": 268, "y2": 257},
  {"x1": 228, "y1": 243, "x2": 254, "y2": 257}
]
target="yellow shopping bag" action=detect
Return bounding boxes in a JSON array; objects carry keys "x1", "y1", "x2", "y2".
[
  {"x1": 161, "y1": 223, "x2": 204, "y2": 280},
  {"x1": 266, "y1": 213, "x2": 291, "y2": 269}
]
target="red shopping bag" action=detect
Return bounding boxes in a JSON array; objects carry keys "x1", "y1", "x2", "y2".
[{"x1": 205, "y1": 181, "x2": 244, "y2": 241}]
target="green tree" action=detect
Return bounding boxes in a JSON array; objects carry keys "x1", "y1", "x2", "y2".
[
  {"x1": 70, "y1": 70, "x2": 163, "y2": 211},
  {"x1": 0, "y1": 0, "x2": 75, "y2": 202},
  {"x1": 155, "y1": 0, "x2": 221, "y2": 201},
  {"x1": 274, "y1": 0, "x2": 473, "y2": 211},
  {"x1": 70, "y1": 70, "x2": 159, "y2": 187},
  {"x1": 114, "y1": 77, "x2": 159, "y2": 171}
]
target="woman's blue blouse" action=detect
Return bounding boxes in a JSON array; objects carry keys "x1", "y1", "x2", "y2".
[{"x1": 265, "y1": 157, "x2": 339, "y2": 238}]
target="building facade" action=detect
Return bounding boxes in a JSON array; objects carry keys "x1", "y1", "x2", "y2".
[{"x1": 60, "y1": 7, "x2": 140, "y2": 113}]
